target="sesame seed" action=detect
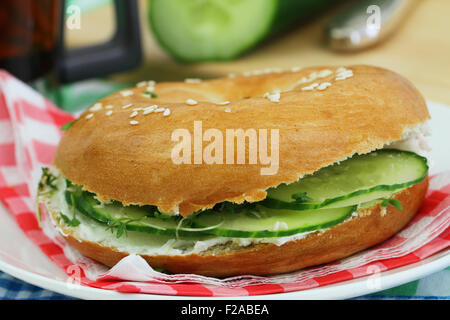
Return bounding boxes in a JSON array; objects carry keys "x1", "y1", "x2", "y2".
[
  {"x1": 143, "y1": 105, "x2": 157, "y2": 114},
  {"x1": 301, "y1": 83, "x2": 319, "y2": 91},
  {"x1": 155, "y1": 107, "x2": 165, "y2": 113},
  {"x1": 318, "y1": 69, "x2": 333, "y2": 78},
  {"x1": 136, "y1": 81, "x2": 147, "y2": 87},
  {"x1": 217, "y1": 101, "x2": 230, "y2": 105},
  {"x1": 163, "y1": 109, "x2": 171, "y2": 116},
  {"x1": 185, "y1": 99, "x2": 198, "y2": 106},
  {"x1": 309, "y1": 71, "x2": 318, "y2": 79},
  {"x1": 105, "y1": 105, "x2": 113, "y2": 109},
  {"x1": 120, "y1": 90, "x2": 134, "y2": 97},
  {"x1": 297, "y1": 77, "x2": 308, "y2": 85},
  {"x1": 317, "y1": 82, "x2": 332, "y2": 90},
  {"x1": 89, "y1": 103, "x2": 102, "y2": 112},
  {"x1": 132, "y1": 107, "x2": 143, "y2": 111},
  {"x1": 335, "y1": 69, "x2": 353, "y2": 80},
  {"x1": 264, "y1": 90, "x2": 281, "y2": 102},
  {"x1": 336, "y1": 69, "x2": 352, "y2": 75},
  {"x1": 291, "y1": 66, "x2": 301, "y2": 72},
  {"x1": 129, "y1": 111, "x2": 138, "y2": 118},
  {"x1": 122, "y1": 103, "x2": 132, "y2": 109},
  {"x1": 130, "y1": 120, "x2": 139, "y2": 125},
  {"x1": 106, "y1": 110, "x2": 113, "y2": 116},
  {"x1": 224, "y1": 108, "x2": 231, "y2": 113},
  {"x1": 335, "y1": 67, "x2": 353, "y2": 80},
  {"x1": 147, "y1": 80, "x2": 156, "y2": 86},
  {"x1": 85, "y1": 113, "x2": 94, "y2": 119},
  {"x1": 184, "y1": 78, "x2": 202, "y2": 83},
  {"x1": 146, "y1": 86, "x2": 155, "y2": 92}
]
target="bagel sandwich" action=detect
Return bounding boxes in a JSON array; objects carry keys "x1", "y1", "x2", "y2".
[{"x1": 38, "y1": 65, "x2": 431, "y2": 277}]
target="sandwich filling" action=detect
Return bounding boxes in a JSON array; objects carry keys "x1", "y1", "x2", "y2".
[{"x1": 38, "y1": 145, "x2": 429, "y2": 257}]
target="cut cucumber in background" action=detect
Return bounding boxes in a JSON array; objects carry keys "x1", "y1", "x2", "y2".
[
  {"x1": 191, "y1": 205, "x2": 356, "y2": 238},
  {"x1": 263, "y1": 149, "x2": 428, "y2": 211},
  {"x1": 149, "y1": 0, "x2": 335, "y2": 62}
]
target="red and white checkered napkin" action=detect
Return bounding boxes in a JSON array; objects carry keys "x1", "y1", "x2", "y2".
[{"x1": 0, "y1": 70, "x2": 449, "y2": 297}]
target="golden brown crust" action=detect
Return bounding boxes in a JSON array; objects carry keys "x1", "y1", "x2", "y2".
[
  {"x1": 54, "y1": 65, "x2": 429, "y2": 216},
  {"x1": 57, "y1": 177, "x2": 428, "y2": 277}
]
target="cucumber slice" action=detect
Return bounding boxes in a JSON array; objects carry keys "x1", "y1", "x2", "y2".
[
  {"x1": 149, "y1": 0, "x2": 334, "y2": 62},
  {"x1": 191, "y1": 205, "x2": 356, "y2": 238},
  {"x1": 262, "y1": 149, "x2": 428, "y2": 211},
  {"x1": 70, "y1": 190, "x2": 215, "y2": 238},
  {"x1": 68, "y1": 189, "x2": 355, "y2": 238}
]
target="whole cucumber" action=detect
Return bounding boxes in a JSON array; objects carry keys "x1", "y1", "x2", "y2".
[{"x1": 149, "y1": 0, "x2": 336, "y2": 62}]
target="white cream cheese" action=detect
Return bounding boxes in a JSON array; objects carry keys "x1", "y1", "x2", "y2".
[{"x1": 384, "y1": 122, "x2": 431, "y2": 156}]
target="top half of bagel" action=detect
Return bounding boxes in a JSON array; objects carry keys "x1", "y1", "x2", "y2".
[{"x1": 54, "y1": 65, "x2": 430, "y2": 216}]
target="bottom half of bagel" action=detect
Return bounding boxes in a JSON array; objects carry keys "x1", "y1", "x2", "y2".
[{"x1": 42, "y1": 177, "x2": 428, "y2": 278}]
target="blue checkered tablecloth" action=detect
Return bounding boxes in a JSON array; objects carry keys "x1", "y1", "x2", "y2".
[
  {"x1": 0, "y1": 271, "x2": 73, "y2": 300},
  {"x1": 1, "y1": 268, "x2": 449, "y2": 300}
]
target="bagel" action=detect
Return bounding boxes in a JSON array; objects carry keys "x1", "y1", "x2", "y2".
[
  {"x1": 53, "y1": 65, "x2": 429, "y2": 216},
  {"x1": 39, "y1": 65, "x2": 431, "y2": 277}
]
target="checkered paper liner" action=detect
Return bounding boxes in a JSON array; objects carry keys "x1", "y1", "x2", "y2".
[{"x1": 0, "y1": 70, "x2": 449, "y2": 297}]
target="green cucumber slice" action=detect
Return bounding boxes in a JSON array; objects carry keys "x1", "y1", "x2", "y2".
[
  {"x1": 66, "y1": 187, "x2": 356, "y2": 239},
  {"x1": 69, "y1": 190, "x2": 215, "y2": 238},
  {"x1": 149, "y1": 0, "x2": 334, "y2": 62},
  {"x1": 191, "y1": 205, "x2": 356, "y2": 238},
  {"x1": 262, "y1": 149, "x2": 428, "y2": 210}
]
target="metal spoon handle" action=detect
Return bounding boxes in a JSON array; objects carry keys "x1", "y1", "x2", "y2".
[{"x1": 325, "y1": 0, "x2": 418, "y2": 51}]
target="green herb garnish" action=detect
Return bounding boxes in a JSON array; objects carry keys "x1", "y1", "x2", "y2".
[
  {"x1": 38, "y1": 168, "x2": 57, "y2": 193},
  {"x1": 105, "y1": 217, "x2": 138, "y2": 238},
  {"x1": 153, "y1": 267, "x2": 172, "y2": 274},
  {"x1": 143, "y1": 91, "x2": 157, "y2": 98},
  {"x1": 381, "y1": 198, "x2": 403, "y2": 210},
  {"x1": 60, "y1": 120, "x2": 76, "y2": 131},
  {"x1": 59, "y1": 193, "x2": 81, "y2": 227},
  {"x1": 59, "y1": 212, "x2": 80, "y2": 227}
]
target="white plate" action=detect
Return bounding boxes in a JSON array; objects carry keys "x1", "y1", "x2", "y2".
[{"x1": 0, "y1": 101, "x2": 449, "y2": 300}]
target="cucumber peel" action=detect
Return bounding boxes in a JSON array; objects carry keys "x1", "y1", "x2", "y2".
[
  {"x1": 191, "y1": 205, "x2": 356, "y2": 238},
  {"x1": 262, "y1": 149, "x2": 428, "y2": 211}
]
